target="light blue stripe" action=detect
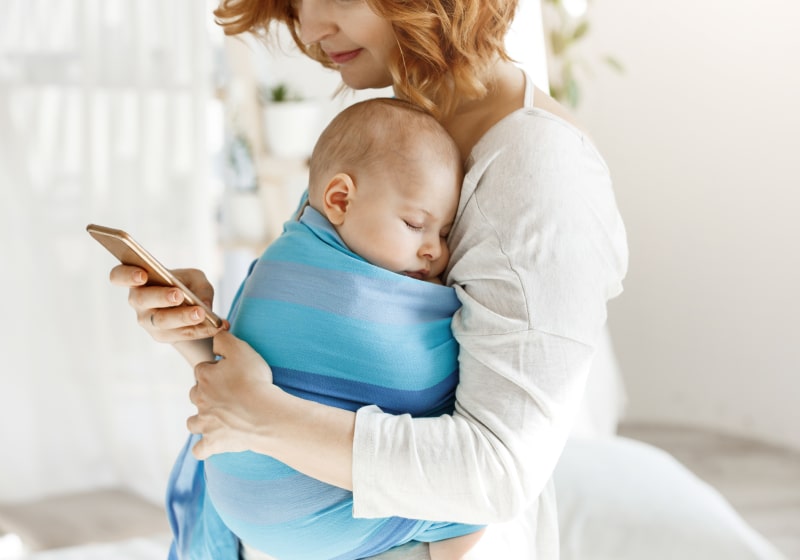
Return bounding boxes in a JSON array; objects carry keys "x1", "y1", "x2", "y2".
[
  {"x1": 208, "y1": 450, "x2": 295, "y2": 481},
  {"x1": 232, "y1": 302, "x2": 458, "y2": 391},
  {"x1": 205, "y1": 459, "x2": 350, "y2": 524},
  {"x1": 244, "y1": 258, "x2": 460, "y2": 325},
  {"x1": 224, "y1": 503, "x2": 426, "y2": 560},
  {"x1": 267, "y1": 208, "x2": 379, "y2": 276}
]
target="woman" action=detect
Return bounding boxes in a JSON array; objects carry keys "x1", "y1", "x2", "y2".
[{"x1": 112, "y1": 0, "x2": 628, "y2": 558}]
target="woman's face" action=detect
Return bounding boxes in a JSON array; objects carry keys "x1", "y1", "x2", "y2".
[{"x1": 294, "y1": 0, "x2": 397, "y2": 90}]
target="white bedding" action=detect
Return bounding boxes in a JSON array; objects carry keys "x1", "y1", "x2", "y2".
[
  {"x1": 21, "y1": 535, "x2": 171, "y2": 560},
  {"x1": 555, "y1": 437, "x2": 786, "y2": 560},
  {"x1": 17, "y1": 437, "x2": 786, "y2": 560},
  {"x1": 13, "y1": 459, "x2": 783, "y2": 560}
]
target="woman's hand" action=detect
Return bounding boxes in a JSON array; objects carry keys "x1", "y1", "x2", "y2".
[
  {"x1": 109, "y1": 264, "x2": 226, "y2": 343},
  {"x1": 186, "y1": 331, "x2": 357, "y2": 490},
  {"x1": 187, "y1": 330, "x2": 279, "y2": 460}
]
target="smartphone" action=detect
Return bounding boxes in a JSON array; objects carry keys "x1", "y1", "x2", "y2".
[{"x1": 86, "y1": 224, "x2": 223, "y2": 328}]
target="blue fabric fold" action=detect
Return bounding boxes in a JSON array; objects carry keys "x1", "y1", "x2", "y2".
[{"x1": 166, "y1": 207, "x2": 482, "y2": 559}]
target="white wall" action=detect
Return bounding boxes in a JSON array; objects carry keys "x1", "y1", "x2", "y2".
[{"x1": 574, "y1": 0, "x2": 800, "y2": 450}]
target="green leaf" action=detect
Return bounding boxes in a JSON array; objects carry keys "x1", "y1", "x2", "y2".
[
  {"x1": 572, "y1": 21, "x2": 590, "y2": 41},
  {"x1": 566, "y1": 79, "x2": 580, "y2": 108},
  {"x1": 604, "y1": 55, "x2": 625, "y2": 73},
  {"x1": 550, "y1": 30, "x2": 568, "y2": 55},
  {"x1": 271, "y1": 84, "x2": 289, "y2": 102}
]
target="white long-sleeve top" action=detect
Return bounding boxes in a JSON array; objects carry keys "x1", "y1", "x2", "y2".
[{"x1": 353, "y1": 76, "x2": 628, "y2": 559}]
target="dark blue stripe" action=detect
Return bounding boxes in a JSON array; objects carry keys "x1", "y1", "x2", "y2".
[{"x1": 273, "y1": 366, "x2": 458, "y2": 416}]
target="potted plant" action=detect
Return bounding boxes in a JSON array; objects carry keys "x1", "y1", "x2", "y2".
[
  {"x1": 542, "y1": 0, "x2": 623, "y2": 108},
  {"x1": 259, "y1": 82, "x2": 322, "y2": 160}
]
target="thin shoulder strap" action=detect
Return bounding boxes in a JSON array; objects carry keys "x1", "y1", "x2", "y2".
[{"x1": 523, "y1": 71, "x2": 535, "y2": 108}]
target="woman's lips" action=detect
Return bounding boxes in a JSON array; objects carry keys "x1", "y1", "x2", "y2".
[{"x1": 327, "y1": 49, "x2": 362, "y2": 64}]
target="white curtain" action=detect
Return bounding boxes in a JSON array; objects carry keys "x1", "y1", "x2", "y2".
[{"x1": 0, "y1": 0, "x2": 220, "y2": 505}]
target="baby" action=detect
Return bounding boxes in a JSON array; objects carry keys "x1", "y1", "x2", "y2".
[{"x1": 174, "y1": 98, "x2": 484, "y2": 560}]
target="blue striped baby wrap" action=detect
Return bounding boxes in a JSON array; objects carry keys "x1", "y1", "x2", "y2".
[{"x1": 166, "y1": 207, "x2": 482, "y2": 560}]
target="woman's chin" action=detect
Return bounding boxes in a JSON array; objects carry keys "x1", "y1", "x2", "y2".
[{"x1": 339, "y1": 71, "x2": 394, "y2": 92}]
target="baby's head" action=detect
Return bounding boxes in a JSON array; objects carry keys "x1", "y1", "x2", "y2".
[{"x1": 307, "y1": 98, "x2": 463, "y2": 281}]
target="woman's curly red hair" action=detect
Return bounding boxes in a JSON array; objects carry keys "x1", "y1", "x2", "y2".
[{"x1": 214, "y1": 0, "x2": 517, "y2": 118}]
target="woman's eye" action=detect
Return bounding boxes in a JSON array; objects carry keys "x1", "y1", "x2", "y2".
[{"x1": 404, "y1": 220, "x2": 423, "y2": 231}]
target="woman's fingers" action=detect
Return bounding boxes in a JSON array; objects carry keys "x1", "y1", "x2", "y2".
[
  {"x1": 147, "y1": 313, "x2": 222, "y2": 343},
  {"x1": 192, "y1": 359, "x2": 215, "y2": 389},
  {"x1": 129, "y1": 285, "x2": 185, "y2": 312},
  {"x1": 186, "y1": 414, "x2": 215, "y2": 460},
  {"x1": 109, "y1": 264, "x2": 148, "y2": 287},
  {"x1": 211, "y1": 329, "x2": 237, "y2": 358},
  {"x1": 173, "y1": 268, "x2": 216, "y2": 307},
  {"x1": 184, "y1": 332, "x2": 278, "y2": 460},
  {"x1": 111, "y1": 265, "x2": 225, "y2": 342},
  {"x1": 190, "y1": 430, "x2": 212, "y2": 460},
  {"x1": 186, "y1": 411, "x2": 204, "y2": 434},
  {"x1": 146, "y1": 303, "x2": 204, "y2": 330}
]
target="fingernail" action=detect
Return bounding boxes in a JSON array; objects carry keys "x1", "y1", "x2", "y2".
[
  {"x1": 191, "y1": 309, "x2": 201, "y2": 320},
  {"x1": 134, "y1": 271, "x2": 146, "y2": 284},
  {"x1": 169, "y1": 290, "x2": 181, "y2": 304}
]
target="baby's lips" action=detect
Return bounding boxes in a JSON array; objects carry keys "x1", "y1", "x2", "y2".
[{"x1": 403, "y1": 269, "x2": 429, "y2": 280}]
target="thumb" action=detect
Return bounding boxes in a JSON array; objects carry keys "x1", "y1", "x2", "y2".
[{"x1": 212, "y1": 329, "x2": 237, "y2": 358}]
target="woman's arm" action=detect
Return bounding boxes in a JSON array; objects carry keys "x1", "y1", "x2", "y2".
[
  {"x1": 188, "y1": 330, "x2": 357, "y2": 490},
  {"x1": 351, "y1": 112, "x2": 628, "y2": 523},
  {"x1": 173, "y1": 339, "x2": 215, "y2": 368}
]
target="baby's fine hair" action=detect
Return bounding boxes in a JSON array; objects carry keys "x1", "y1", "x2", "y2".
[{"x1": 308, "y1": 98, "x2": 460, "y2": 197}]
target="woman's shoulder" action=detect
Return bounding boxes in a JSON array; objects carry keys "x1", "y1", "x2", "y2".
[
  {"x1": 459, "y1": 92, "x2": 620, "y2": 244},
  {"x1": 466, "y1": 106, "x2": 610, "y2": 201},
  {"x1": 470, "y1": 95, "x2": 603, "y2": 173},
  {"x1": 531, "y1": 86, "x2": 585, "y2": 132}
]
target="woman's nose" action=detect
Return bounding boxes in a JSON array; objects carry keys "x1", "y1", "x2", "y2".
[{"x1": 296, "y1": 0, "x2": 337, "y2": 45}]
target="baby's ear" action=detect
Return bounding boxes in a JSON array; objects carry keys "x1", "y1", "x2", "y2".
[{"x1": 322, "y1": 173, "x2": 355, "y2": 226}]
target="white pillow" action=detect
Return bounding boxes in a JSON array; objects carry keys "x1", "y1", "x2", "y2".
[{"x1": 554, "y1": 436, "x2": 786, "y2": 560}]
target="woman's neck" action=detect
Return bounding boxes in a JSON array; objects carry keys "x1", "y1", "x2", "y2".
[{"x1": 441, "y1": 60, "x2": 527, "y2": 163}]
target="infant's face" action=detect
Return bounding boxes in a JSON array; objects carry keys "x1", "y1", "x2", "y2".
[{"x1": 338, "y1": 158, "x2": 461, "y2": 281}]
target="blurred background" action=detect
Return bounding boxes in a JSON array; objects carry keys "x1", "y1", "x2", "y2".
[
  {"x1": 571, "y1": 0, "x2": 800, "y2": 454},
  {"x1": 0, "y1": 0, "x2": 798, "y2": 558}
]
